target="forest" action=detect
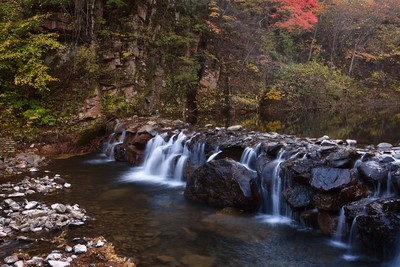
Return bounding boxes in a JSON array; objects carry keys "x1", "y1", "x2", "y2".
[{"x1": 0, "y1": 0, "x2": 399, "y2": 140}]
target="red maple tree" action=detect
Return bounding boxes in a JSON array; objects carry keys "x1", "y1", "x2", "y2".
[{"x1": 269, "y1": 0, "x2": 319, "y2": 31}]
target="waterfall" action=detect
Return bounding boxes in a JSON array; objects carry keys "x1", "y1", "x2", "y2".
[
  {"x1": 259, "y1": 149, "x2": 292, "y2": 224},
  {"x1": 121, "y1": 132, "x2": 188, "y2": 186},
  {"x1": 343, "y1": 216, "x2": 360, "y2": 261},
  {"x1": 103, "y1": 130, "x2": 127, "y2": 160},
  {"x1": 240, "y1": 147, "x2": 256, "y2": 171},
  {"x1": 207, "y1": 147, "x2": 221, "y2": 162},
  {"x1": 331, "y1": 207, "x2": 348, "y2": 248},
  {"x1": 192, "y1": 142, "x2": 206, "y2": 167},
  {"x1": 271, "y1": 149, "x2": 286, "y2": 216}
]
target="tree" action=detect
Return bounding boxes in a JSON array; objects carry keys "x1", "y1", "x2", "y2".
[{"x1": 0, "y1": 0, "x2": 63, "y2": 127}]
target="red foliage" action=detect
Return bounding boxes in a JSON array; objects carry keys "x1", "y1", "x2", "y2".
[{"x1": 269, "y1": 0, "x2": 319, "y2": 31}]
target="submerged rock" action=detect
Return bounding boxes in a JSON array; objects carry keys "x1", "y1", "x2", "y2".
[{"x1": 184, "y1": 158, "x2": 261, "y2": 212}]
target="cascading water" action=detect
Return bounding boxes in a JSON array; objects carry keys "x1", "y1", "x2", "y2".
[
  {"x1": 343, "y1": 216, "x2": 361, "y2": 261},
  {"x1": 103, "y1": 129, "x2": 126, "y2": 160},
  {"x1": 192, "y1": 142, "x2": 206, "y2": 167},
  {"x1": 240, "y1": 147, "x2": 256, "y2": 171},
  {"x1": 271, "y1": 149, "x2": 286, "y2": 216},
  {"x1": 207, "y1": 147, "x2": 221, "y2": 162},
  {"x1": 121, "y1": 132, "x2": 188, "y2": 186},
  {"x1": 331, "y1": 207, "x2": 348, "y2": 248},
  {"x1": 259, "y1": 149, "x2": 292, "y2": 224}
]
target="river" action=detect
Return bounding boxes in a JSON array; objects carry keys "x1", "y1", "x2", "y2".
[{"x1": 25, "y1": 153, "x2": 382, "y2": 267}]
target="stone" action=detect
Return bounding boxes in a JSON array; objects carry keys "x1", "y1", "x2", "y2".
[
  {"x1": 48, "y1": 260, "x2": 70, "y2": 267},
  {"x1": 73, "y1": 244, "x2": 87, "y2": 254},
  {"x1": 227, "y1": 125, "x2": 243, "y2": 131},
  {"x1": 346, "y1": 139, "x2": 357, "y2": 146},
  {"x1": 357, "y1": 160, "x2": 388, "y2": 184},
  {"x1": 326, "y1": 148, "x2": 356, "y2": 168},
  {"x1": 25, "y1": 201, "x2": 38, "y2": 210},
  {"x1": 51, "y1": 203, "x2": 67, "y2": 214},
  {"x1": 283, "y1": 182, "x2": 315, "y2": 210},
  {"x1": 184, "y1": 158, "x2": 261, "y2": 212},
  {"x1": 317, "y1": 210, "x2": 337, "y2": 235},
  {"x1": 4, "y1": 255, "x2": 19, "y2": 264},
  {"x1": 310, "y1": 167, "x2": 356, "y2": 192},
  {"x1": 348, "y1": 198, "x2": 400, "y2": 257},
  {"x1": 377, "y1": 142, "x2": 393, "y2": 150}
]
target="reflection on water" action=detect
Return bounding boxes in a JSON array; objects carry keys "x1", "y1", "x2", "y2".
[
  {"x1": 22, "y1": 154, "x2": 379, "y2": 267},
  {"x1": 172, "y1": 105, "x2": 400, "y2": 146}
]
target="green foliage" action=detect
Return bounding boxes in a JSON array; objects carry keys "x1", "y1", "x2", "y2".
[
  {"x1": 73, "y1": 44, "x2": 100, "y2": 80},
  {"x1": 23, "y1": 107, "x2": 56, "y2": 126},
  {"x1": 106, "y1": 0, "x2": 127, "y2": 8},
  {"x1": 269, "y1": 61, "x2": 354, "y2": 109},
  {"x1": 0, "y1": 2, "x2": 63, "y2": 93}
]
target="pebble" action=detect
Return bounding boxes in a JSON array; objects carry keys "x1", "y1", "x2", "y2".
[
  {"x1": 73, "y1": 244, "x2": 88, "y2": 254},
  {"x1": 4, "y1": 255, "x2": 19, "y2": 264}
]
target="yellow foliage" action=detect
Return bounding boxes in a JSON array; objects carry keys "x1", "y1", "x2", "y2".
[
  {"x1": 265, "y1": 87, "x2": 283, "y2": 101},
  {"x1": 266, "y1": 121, "x2": 282, "y2": 132}
]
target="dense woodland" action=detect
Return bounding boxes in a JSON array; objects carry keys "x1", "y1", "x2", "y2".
[{"x1": 0, "y1": 0, "x2": 399, "y2": 141}]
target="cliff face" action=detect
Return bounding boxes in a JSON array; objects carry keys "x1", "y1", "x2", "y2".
[{"x1": 48, "y1": 0, "x2": 270, "y2": 122}]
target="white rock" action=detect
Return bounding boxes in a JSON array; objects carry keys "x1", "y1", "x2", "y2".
[
  {"x1": 346, "y1": 139, "x2": 357, "y2": 146},
  {"x1": 95, "y1": 240, "x2": 105, "y2": 247},
  {"x1": 25, "y1": 201, "x2": 38, "y2": 210},
  {"x1": 4, "y1": 254, "x2": 19, "y2": 264},
  {"x1": 63, "y1": 183, "x2": 71, "y2": 188},
  {"x1": 378, "y1": 142, "x2": 393, "y2": 149},
  {"x1": 51, "y1": 203, "x2": 67, "y2": 213},
  {"x1": 46, "y1": 253, "x2": 63, "y2": 261},
  {"x1": 48, "y1": 260, "x2": 70, "y2": 267},
  {"x1": 14, "y1": 260, "x2": 24, "y2": 267},
  {"x1": 8, "y1": 192, "x2": 25, "y2": 198},
  {"x1": 73, "y1": 244, "x2": 87, "y2": 254},
  {"x1": 65, "y1": 245, "x2": 73, "y2": 253},
  {"x1": 29, "y1": 167, "x2": 39, "y2": 172},
  {"x1": 227, "y1": 125, "x2": 243, "y2": 131}
]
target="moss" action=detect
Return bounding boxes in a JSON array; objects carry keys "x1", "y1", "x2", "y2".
[{"x1": 76, "y1": 123, "x2": 107, "y2": 147}]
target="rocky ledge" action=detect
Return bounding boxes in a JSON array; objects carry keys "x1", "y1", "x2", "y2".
[{"x1": 104, "y1": 116, "x2": 400, "y2": 260}]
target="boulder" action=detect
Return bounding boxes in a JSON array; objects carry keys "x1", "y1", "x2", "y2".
[
  {"x1": 310, "y1": 167, "x2": 356, "y2": 192},
  {"x1": 357, "y1": 161, "x2": 388, "y2": 184},
  {"x1": 184, "y1": 158, "x2": 261, "y2": 212},
  {"x1": 283, "y1": 182, "x2": 315, "y2": 211},
  {"x1": 349, "y1": 198, "x2": 400, "y2": 257},
  {"x1": 317, "y1": 210, "x2": 337, "y2": 235},
  {"x1": 313, "y1": 184, "x2": 371, "y2": 212},
  {"x1": 326, "y1": 148, "x2": 357, "y2": 168}
]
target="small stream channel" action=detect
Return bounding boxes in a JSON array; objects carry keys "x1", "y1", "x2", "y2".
[{"x1": 16, "y1": 153, "x2": 381, "y2": 267}]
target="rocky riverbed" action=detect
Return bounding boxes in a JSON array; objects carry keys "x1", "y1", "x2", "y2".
[{"x1": 0, "y1": 149, "x2": 135, "y2": 266}]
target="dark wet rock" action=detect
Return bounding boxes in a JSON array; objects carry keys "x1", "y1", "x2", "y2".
[
  {"x1": 184, "y1": 158, "x2": 261, "y2": 212},
  {"x1": 310, "y1": 167, "x2": 356, "y2": 192},
  {"x1": 351, "y1": 198, "x2": 400, "y2": 256},
  {"x1": 282, "y1": 158, "x2": 321, "y2": 185},
  {"x1": 283, "y1": 182, "x2": 315, "y2": 211},
  {"x1": 313, "y1": 184, "x2": 371, "y2": 212},
  {"x1": 326, "y1": 148, "x2": 357, "y2": 168},
  {"x1": 124, "y1": 145, "x2": 144, "y2": 166},
  {"x1": 344, "y1": 198, "x2": 377, "y2": 221},
  {"x1": 113, "y1": 144, "x2": 126, "y2": 162},
  {"x1": 317, "y1": 210, "x2": 337, "y2": 235},
  {"x1": 300, "y1": 209, "x2": 319, "y2": 229},
  {"x1": 357, "y1": 160, "x2": 388, "y2": 184},
  {"x1": 214, "y1": 145, "x2": 244, "y2": 162}
]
